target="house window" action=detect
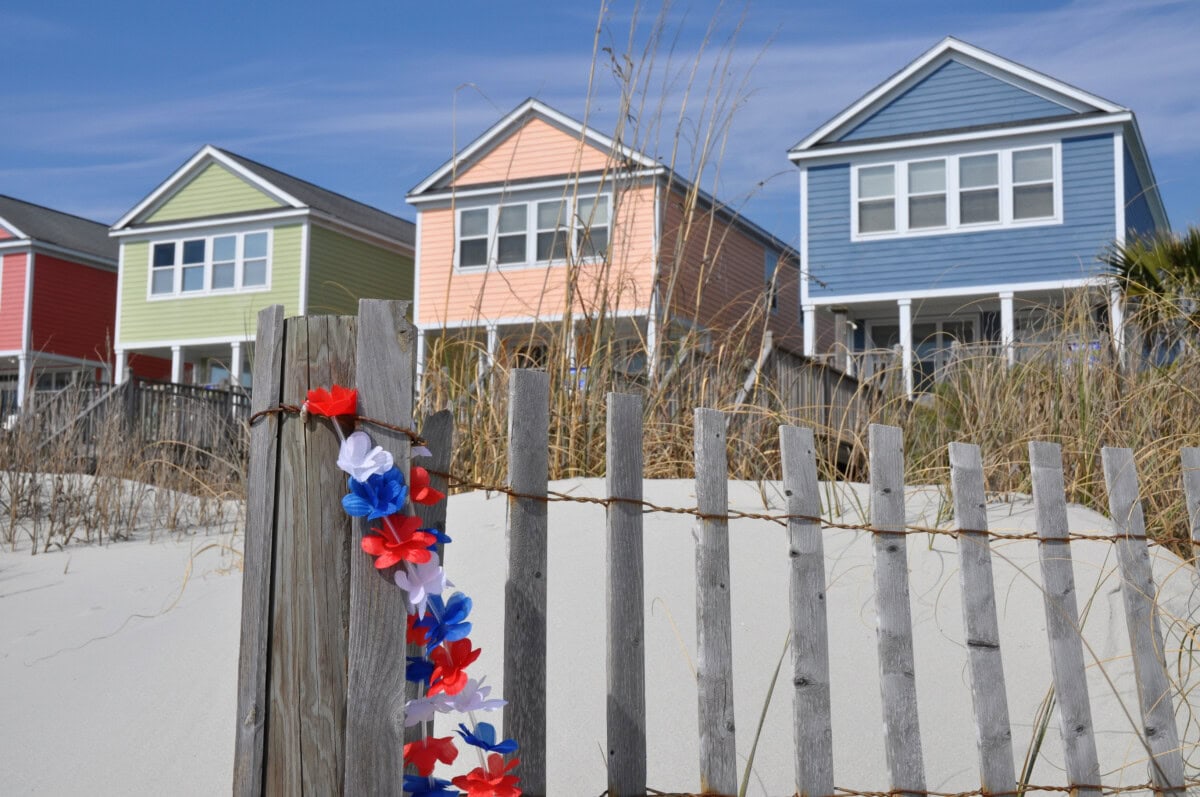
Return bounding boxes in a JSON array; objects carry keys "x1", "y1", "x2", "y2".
[
  {"x1": 536, "y1": 201, "x2": 568, "y2": 262},
  {"x1": 907, "y1": 160, "x2": 946, "y2": 229},
  {"x1": 959, "y1": 154, "x2": 1000, "y2": 225},
  {"x1": 1012, "y1": 147, "x2": 1055, "y2": 220},
  {"x1": 857, "y1": 165, "x2": 895, "y2": 233},
  {"x1": 148, "y1": 230, "x2": 272, "y2": 298},
  {"x1": 497, "y1": 205, "x2": 527, "y2": 265},
  {"x1": 456, "y1": 192, "x2": 611, "y2": 270},
  {"x1": 458, "y1": 209, "x2": 489, "y2": 268},
  {"x1": 576, "y1": 196, "x2": 609, "y2": 258}
]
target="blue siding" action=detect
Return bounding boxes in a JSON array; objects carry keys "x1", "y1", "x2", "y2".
[
  {"x1": 840, "y1": 59, "x2": 1073, "y2": 142},
  {"x1": 807, "y1": 133, "x2": 1116, "y2": 299},
  {"x1": 1123, "y1": 146, "x2": 1156, "y2": 238}
]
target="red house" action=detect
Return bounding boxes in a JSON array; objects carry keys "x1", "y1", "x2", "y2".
[{"x1": 0, "y1": 195, "x2": 127, "y2": 416}]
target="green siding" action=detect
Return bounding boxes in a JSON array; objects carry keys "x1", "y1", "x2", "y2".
[
  {"x1": 306, "y1": 224, "x2": 413, "y2": 315},
  {"x1": 146, "y1": 163, "x2": 284, "y2": 223},
  {"x1": 118, "y1": 224, "x2": 302, "y2": 344}
]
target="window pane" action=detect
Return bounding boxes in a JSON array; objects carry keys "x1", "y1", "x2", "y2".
[
  {"x1": 537, "y1": 231, "x2": 567, "y2": 261},
  {"x1": 213, "y1": 235, "x2": 236, "y2": 262},
  {"x1": 858, "y1": 199, "x2": 895, "y2": 233},
  {"x1": 578, "y1": 196, "x2": 609, "y2": 225},
  {"x1": 182, "y1": 239, "x2": 205, "y2": 264},
  {"x1": 872, "y1": 324, "x2": 900, "y2": 349},
  {"x1": 960, "y1": 154, "x2": 998, "y2": 188},
  {"x1": 908, "y1": 160, "x2": 944, "y2": 194},
  {"x1": 498, "y1": 205, "x2": 526, "y2": 234},
  {"x1": 858, "y1": 165, "x2": 894, "y2": 199},
  {"x1": 537, "y1": 201, "x2": 564, "y2": 229},
  {"x1": 942, "y1": 320, "x2": 974, "y2": 344},
  {"x1": 243, "y1": 259, "x2": 267, "y2": 286},
  {"x1": 1013, "y1": 184, "x2": 1054, "y2": 219},
  {"x1": 960, "y1": 189, "x2": 1000, "y2": 224},
  {"x1": 212, "y1": 262, "x2": 236, "y2": 289},
  {"x1": 151, "y1": 269, "x2": 174, "y2": 294},
  {"x1": 182, "y1": 265, "x2": 204, "y2": 292},
  {"x1": 244, "y1": 232, "x2": 268, "y2": 260},
  {"x1": 577, "y1": 227, "x2": 608, "y2": 258},
  {"x1": 909, "y1": 195, "x2": 946, "y2": 228},
  {"x1": 497, "y1": 234, "x2": 525, "y2": 264},
  {"x1": 1013, "y1": 148, "x2": 1052, "y2": 183},
  {"x1": 153, "y1": 242, "x2": 175, "y2": 268},
  {"x1": 460, "y1": 208, "x2": 488, "y2": 237},
  {"x1": 459, "y1": 238, "x2": 487, "y2": 267}
]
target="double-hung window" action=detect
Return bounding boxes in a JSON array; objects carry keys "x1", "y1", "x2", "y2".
[
  {"x1": 575, "y1": 196, "x2": 609, "y2": 258},
  {"x1": 959, "y1": 154, "x2": 1000, "y2": 225},
  {"x1": 857, "y1": 165, "x2": 895, "y2": 234},
  {"x1": 458, "y1": 209, "x2": 489, "y2": 268},
  {"x1": 149, "y1": 230, "x2": 270, "y2": 297},
  {"x1": 1012, "y1": 147, "x2": 1055, "y2": 220},
  {"x1": 456, "y1": 192, "x2": 611, "y2": 270},
  {"x1": 907, "y1": 160, "x2": 946, "y2": 229}
]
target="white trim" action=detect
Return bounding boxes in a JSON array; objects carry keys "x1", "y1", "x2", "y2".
[
  {"x1": 119, "y1": 333, "x2": 256, "y2": 350},
  {"x1": 114, "y1": 349, "x2": 126, "y2": 385},
  {"x1": 1113, "y1": 130, "x2": 1126, "y2": 246},
  {"x1": 407, "y1": 169, "x2": 662, "y2": 205},
  {"x1": 788, "y1": 114, "x2": 1129, "y2": 165},
  {"x1": 16, "y1": 354, "x2": 26, "y2": 407},
  {"x1": 170, "y1": 346, "x2": 183, "y2": 384},
  {"x1": 145, "y1": 228, "x2": 274, "y2": 300},
  {"x1": 19, "y1": 351, "x2": 110, "y2": 369},
  {"x1": 110, "y1": 208, "x2": 309, "y2": 238},
  {"x1": 21, "y1": 251, "x2": 33, "y2": 354},
  {"x1": 0, "y1": 215, "x2": 29, "y2": 240},
  {"x1": 114, "y1": 243, "x2": 125, "y2": 349},
  {"x1": 113, "y1": 145, "x2": 303, "y2": 231},
  {"x1": 897, "y1": 298, "x2": 913, "y2": 399},
  {"x1": 407, "y1": 98, "x2": 658, "y2": 198},
  {"x1": 0, "y1": 239, "x2": 116, "y2": 270},
  {"x1": 791, "y1": 37, "x2": 1124, "y2": 153},
  {"x1": 298, "y1": 221, "x2": 310, "y2": 316},
  {"x1": 799, "y1": 167, "x2": 810, "y2": 307},
  {"x1": 412, "y1": 213, "x2": 422, "y2": 325},
  {"x1": 999, "y1": 292, "x2": 1015, "y2": 367},
  {"x1": 810, "y1": 276, "x2": 1106, "y2": 306},
  {"x1": 802, "y1": 305, "x2": 816, "y2": 356},
  {"x1": 419, "y1": 307, "x2": 647, "y2": 332},
  {"x1": 0, "y1": 349, "x2": 22, "y2": 357}
]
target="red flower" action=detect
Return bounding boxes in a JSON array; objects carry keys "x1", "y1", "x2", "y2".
[
  {"x1": 451, "y1": 753, "x2": 521, "y2": 797},
  {"x1": 403, "y1": 735, "x2": 458, "y2": 776},
  {"x1": 407, "y1": 612, "x2": 430, "y2": 645},
  {"x1": 305, "y1": 385, "x2": 358, "y2": 417},
  {"x1": 427, "y1": 638, "x2": 481, "y2": 696},
  {"x1": 361, "y1": 515, "x2": 435, "y2": 569},
  {"x1": 410, "y1": 466, "x2": 446, "y2": 506}
]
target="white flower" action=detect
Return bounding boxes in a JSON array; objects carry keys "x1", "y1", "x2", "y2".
[
  {"x1": 336, "y1": 431, "x2": 394, "y2": 482},
  {"x1": 404, "y1": 693, "x2": 452, "y2": 726},
  {"x1": 446, "y1": 677, "x2": 506, "y2": 713},
  {"x1": 393, "y1": 556, "x2": 450, "y2": 616}
]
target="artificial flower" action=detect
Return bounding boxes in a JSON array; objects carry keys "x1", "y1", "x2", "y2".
[
  {"x1": 341, "y1": 467, "x2": 407, "y2": 520},
  {"x1": 412, "y1": 445, "x2": 432, "y2": 458},
  {"x1": 304, "y1": 385, "x2": 358, "y2": 417},
  {"x1": 428, "y1": 638, "x2": 482, "y2": 696},
  {"x1": 336, "y1": 431, "x2": 394, "y2": 481},
  {"x1": 456, "y1": 722, "x2": 519, "y2": 755},
  {"x1": 394, "y1": 557, "x2": 450, "y2": 617},
  {"x1": 403, "y1": 735, "x2": 459, "y2": 776},
  {"x1": 404, "y1": 693, "x2": 452, "y2": 727},
  {"x1": 402, "y1": 775, "x2": 458, "y2": 797},
  {"x1": 445, "y1": 677, "x2": 506, "y2": 713},
  {"x1": 424, "y1": 527, "x2": 452, "y2": 550},
  {"x1": 361, "y1": 515, "x2": 435, "y2": 569},
  {"x1": 415, "y1": 593, "x2": 473, "y2": 649},
  {"x1": 410, "y1": 466, "x2": 446, "y2": 505},
  {"x1": 406, "y1": 655, "x2": 434, "y2": 684},
  {"x1": 407, "y1": 612, "x2": 431, "y2": 645},
  {"x1": 451, "y1": 753, "x2": 521, "y2": 797}
]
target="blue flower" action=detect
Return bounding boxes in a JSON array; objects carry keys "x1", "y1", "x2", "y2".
[
  {"x1": 415, "y1": 592, "x2": 472, "y2": 649},
  {"x1": 402, "y1": 774, "x2": 458, "y2": 797},
  {"x1": 406, "y1": 655, "x2": 434, "y2": 684},
  {"x1": 455, "y1": 721, "x2": 519, "y2": 755},
  {"x1": 424, "y1": 527, "x2": 452, "y2": 550},
  {"x1": 341, "y1": 466, "x2": 407, "y2": 520}
]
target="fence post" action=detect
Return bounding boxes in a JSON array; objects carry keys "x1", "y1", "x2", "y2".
[
  {"x1": 693, "y1": 407, "x2": 737, "y2": 795},
  {"x1": 504, "y1": 368, "x2": 549, "y2": 796},
  {"x1": 606, "y1": 392, "x2": 647, "y2": 796}
]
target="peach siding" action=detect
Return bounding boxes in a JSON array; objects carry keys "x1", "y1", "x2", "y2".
[
  {"x1": 0, "y1": 252, "x2": 27, "y2": 350},
  {"x1": 659, "y1": 192, "x2": 804, "y2": 353},
  {"x1": 455, "y1": 118, "x2": 615, "y2": 186},
  {"x1": 417, "y1": 184, "x2": 657, "y2": 327}
]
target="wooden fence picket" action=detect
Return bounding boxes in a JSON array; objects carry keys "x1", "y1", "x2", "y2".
[
  {"x1": 504, "y1": 369, "x2": 550, "y2": 796},
  {"x1": 780, "y1": 425, "x2": 834, "y2": 797},
  {"x1": 1028, "y1": 441, "x2": 1102, "y2": 796},
  {"x1": 1183, "y1": 448, "x2": 1200, "y2": 564},
  {"x1": 867, "y1": 424, "x2": 926, "y2": 796},
  {"x1": 693, "y1": 407, "x2": 738, "y2": 795},
  {"x1": 1101, "y1": 447, "x2": 1185, "y2": 790},
  {"x1": 605, "y1": 392, "x2": 647, "y2": 797},
  {"x1": 947, "y1": 442, "x2": 1016, "y2": 793}
]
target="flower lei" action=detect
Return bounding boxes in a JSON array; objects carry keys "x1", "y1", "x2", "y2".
[{"x1": 306, "y1": 385, "x2": 522, "y2": 797}]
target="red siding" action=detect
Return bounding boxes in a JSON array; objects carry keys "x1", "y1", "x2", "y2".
[
  {"x1": 29, "y1": 254, "x2": 117, "y2": 364},
  {"x1": 0, "y1": 252, "x2": 27, "y2": 351},
  {"x1": 126, "y1": 353, "x2": 174, "y2": 381}
]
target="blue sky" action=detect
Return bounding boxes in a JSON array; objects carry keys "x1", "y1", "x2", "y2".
[{"x1": 3, "y1": 0, "x2": 1198, "y2": 245}]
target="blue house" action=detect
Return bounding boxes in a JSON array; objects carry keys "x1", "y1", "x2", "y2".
[{"x1": 789, "y1": 37, "x2": 1168, "y2": 396}]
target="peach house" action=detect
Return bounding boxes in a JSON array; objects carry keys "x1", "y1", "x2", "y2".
[{"x1": 405, "y1": 99, "x2": 805, "y2": 385}]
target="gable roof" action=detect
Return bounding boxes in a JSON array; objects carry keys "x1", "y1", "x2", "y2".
[
  {"x1": 113, "y1": 145, "x2": 413, "y2": 247},
  {"x1": 791, "y1": 37, "x2": 1127, "y2": 154},
  {"x1": 407, "y1": 98, "x2": 659, "y2": 199},
  {"x1": 0, "y1": 195, "x2": 117, "y2": 262}
]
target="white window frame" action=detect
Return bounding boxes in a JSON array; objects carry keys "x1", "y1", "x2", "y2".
[
  {"x1": 453, "y1": 190, "x2": 613, "y2": 272},
  {"x1": 850, "y1": 141, "x2": 1062, "y2": 241},
  {"x1": 146, "y1": 228, "x2": 273, "y2": 300}
]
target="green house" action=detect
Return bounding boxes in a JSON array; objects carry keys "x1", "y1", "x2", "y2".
[{"x1": 110, "y1": 145, "x2": 413, "y2": 387}]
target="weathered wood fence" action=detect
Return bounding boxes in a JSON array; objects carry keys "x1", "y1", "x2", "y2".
[{"x1": 234, "y1": 300, "x2": 1200, "y2": 796}]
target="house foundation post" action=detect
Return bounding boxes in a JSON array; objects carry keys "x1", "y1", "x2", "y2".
[
  {"x1": 113, "y1": 349, "x2": 126, "y2": 385},
  {"x1": 999, "y1": 292, "x2": 1015, "y2": 367},
  {"x1": 170, "y1": 345, "x2": 184, "y2": 384},
  {"x1": 230, "y1": 341, "x2": 243, "y2": 388},
  {"x1": 16, "y1": 353, "x2": 28, "y2": 409},
  {"x1": 898, "y1": 299, "x2": 913, "y2": 399}
]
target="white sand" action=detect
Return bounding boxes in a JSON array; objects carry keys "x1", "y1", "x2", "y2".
[{"x1": 2, "y1": 479, "x2": 1197, "y2": 795}]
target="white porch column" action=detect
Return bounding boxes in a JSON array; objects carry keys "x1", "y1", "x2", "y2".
[
  {"x1": 16, "y1": 353, "x2": 28, "y2": 409},
  {"x1": 114, "y1": 349, "x2": 127, "y2": 385},
  {"x1": 898, "y1": 299, "x2": 913, "y2": 399},
  {"x1": 415, "y1": 327, "x2": 426, "y2": 397},
  {"x1": 484, "y1": 325, "x2": 498, "y2": 374},
  {"x1": 802, "y1": 304, "x2": 816, "y2": 356},
  {"x1": 170, "y1": 346, "x2": 183, "y2": 384},
  {"x1": 999, "y1": 292, "x2": 1015, "y2": 367},
  {"x1": 229, "y1": 341, "x2": 242, "y2": 388},
  {"x1": 1109, "y1": 285, "x2": 1126, "y2": 364}
]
